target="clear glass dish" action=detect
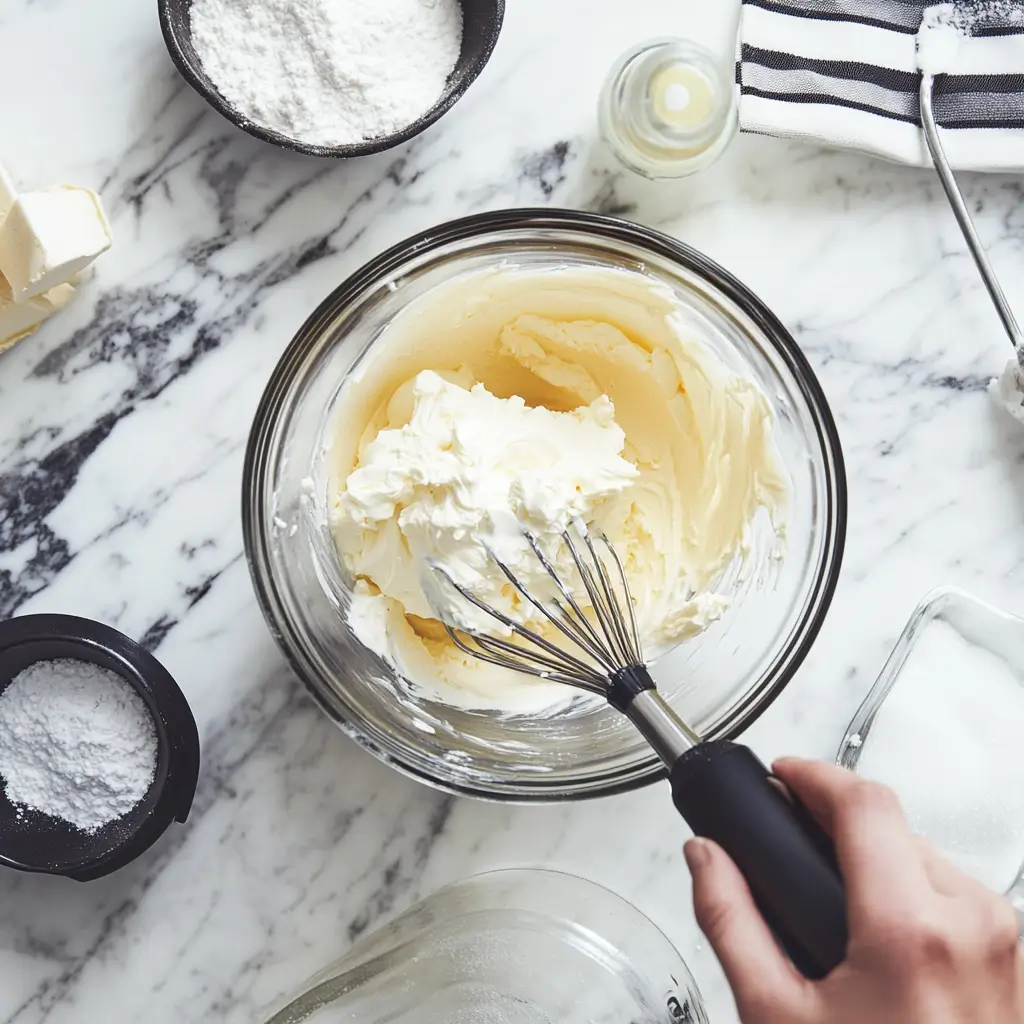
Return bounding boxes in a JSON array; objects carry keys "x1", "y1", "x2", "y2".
[
  {"x1": 838, "y1": 587, "x2": 1024, "y2": 898},
  {"x1": 262, "y1": 869, "x2": 708, "y2": 1024},
  {"x1": 242, "y1": 208, "x2": 847, "y2": 800}
]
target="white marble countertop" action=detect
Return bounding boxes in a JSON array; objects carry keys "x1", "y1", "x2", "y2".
[{"x1": 2, "y1": 0, "x2": 1024, "y2": 1020}]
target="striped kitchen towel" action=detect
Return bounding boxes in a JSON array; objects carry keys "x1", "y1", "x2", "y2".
[{"x1": 738, "y1": 0, "x2": 1024, "y2": 170}]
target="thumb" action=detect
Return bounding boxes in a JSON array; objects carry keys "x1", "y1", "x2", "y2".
[{"x1": 685, "y1": 837, "x2": 811, "y2": 1022}]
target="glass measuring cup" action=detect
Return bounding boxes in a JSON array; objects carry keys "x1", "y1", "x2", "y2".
[{"x1": 263, "y1": 869, "x2": 708, "y2": 1023}]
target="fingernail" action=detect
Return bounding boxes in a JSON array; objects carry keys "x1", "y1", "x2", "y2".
[{"x1": 684, "y1": 837, "x2": 710, "y2": 870}]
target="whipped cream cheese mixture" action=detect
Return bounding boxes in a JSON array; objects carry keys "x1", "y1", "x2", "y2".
[{"x1": 328, "y1": 266, "x2": 789, "y2": 713}]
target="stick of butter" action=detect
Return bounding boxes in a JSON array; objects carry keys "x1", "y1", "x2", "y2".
[
  {"x1": 0, "y1": 185, "x2": 111, "y2": 303},
  {"x1": 0, "y1": 272, "x2": 75, "y2": 353},
  {"x1": 0, "y1": 164, "x2": 14, "y2": 221}
]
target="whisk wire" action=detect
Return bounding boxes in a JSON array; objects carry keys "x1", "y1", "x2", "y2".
[
  {"x1": 444, "y1": 627, "x2": 606, "y2": 692},
  {"x1": 597, "y1": 528, "x2": 643, "y2": 662},
  {"x1": 561, "y1": 527, "x2": 632, "y2": 667},
  {"x1": 488, "y1": 542, "x2": 617, "y2": 673},
  {"x1": 473, "y1": 631, "x2": 604, "y2": 686},
  {"x1": 432, "y1": 564, "x2": 606, "y2": 681},
  {"x1": 521, "y1": 532, "x2": 617, "y2": 670},
  {"x1": 432, "y1": 521, "x2": 647, "y2": 691},
  {"x1": 577, "y1": 523, "x2": 640, "y2": 665}
]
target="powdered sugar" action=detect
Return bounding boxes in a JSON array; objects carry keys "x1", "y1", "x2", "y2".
[
  {"x1": 190, "y1": 0, "x2": 464, "y2": 147},
  {"x1": 0, "y1": 658, "x2": 158, "y2": 833},
  {"x1": 991, "y1": 355, "x2": 1024, "y2": 425},
  {"x1": 916, "y1": 5, "x2": 963, "y2": 74},
  {"x1": 958, "y1": 0, "x2": 1024, "y2": 28},
  {"x1": 916, "y1": 0, "x2": 1024, "y2": 75}
]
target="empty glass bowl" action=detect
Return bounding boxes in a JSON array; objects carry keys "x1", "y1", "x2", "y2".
[
  {"x1": 242, "y1": 209, "x2": 846, "y2": 800},
  {"x1": 263, "y1": 869, "x2": 708, "y2": 1024}
]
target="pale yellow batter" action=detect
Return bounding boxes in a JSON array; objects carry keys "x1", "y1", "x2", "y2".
[{"x1": 329, "y1": 265, "x2": 789, "y2": 712}]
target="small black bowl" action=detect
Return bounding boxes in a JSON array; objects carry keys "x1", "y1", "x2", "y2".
[
  {"x1": 0, "y1": 615, "x2": 200, "y2": 882},
  {"x1": 158, "y1": 0, "x2": 505, "y2": 158}
]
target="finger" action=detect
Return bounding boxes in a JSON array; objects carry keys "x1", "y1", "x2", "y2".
[
  {"x1": 686, "y1": 837, "x2": 811, "y2": 1022},
  {"x1": 773, "y1": 758, "x2": 933, "y2": 925},
  {"x1": 1017, "y1": 946, "x2": 1024, "y2": 1020},
  {"x1": 1003, "y1": 946, "x2": 1024, "y2": 1024},
  {"x1": 913, "y1": 836, "x2": 978, "y2": 898}
]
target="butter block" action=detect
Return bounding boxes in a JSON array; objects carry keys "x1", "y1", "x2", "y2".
[
  {"x1": 0, "y1": 274, "x2": 75, "y2": 353},
  {"x1": 0, "y1": 186, "x2": 111, "y2": 302},
  {"x1": 0, "y1": 164, "x2": 15, "y2": 221}
]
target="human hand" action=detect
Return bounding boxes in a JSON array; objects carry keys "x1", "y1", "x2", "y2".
[{"x1": 685, "y1": 758, "x2": 1023, "y2": 1023}]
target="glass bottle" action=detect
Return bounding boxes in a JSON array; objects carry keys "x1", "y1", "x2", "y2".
[{"x1": 600, "y1": 38, "x2": 737, "y2": 180}]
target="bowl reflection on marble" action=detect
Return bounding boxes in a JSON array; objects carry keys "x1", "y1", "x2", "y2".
[{"x1": 241, "y1": 209, "x2": 847, "y2": 801}]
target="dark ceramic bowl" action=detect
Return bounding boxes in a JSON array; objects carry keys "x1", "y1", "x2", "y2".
[
  {"x1": 158, "y1": 0, "x2": 505, "y2": 158},
  {"x1": 0, "y1": 615, "x2": 200, "y2": 881}
]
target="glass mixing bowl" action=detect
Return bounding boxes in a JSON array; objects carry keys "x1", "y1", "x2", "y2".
[{"x1": 242, "y1": 209, "x2": 846, "y2": 800}]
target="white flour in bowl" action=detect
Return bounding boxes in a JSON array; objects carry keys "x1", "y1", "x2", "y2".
[
  {"x1": 190, "y1": 0, "x2": 464, "y2": 147},
  {"x1": 0, "y1": 658, "x2": 158, "y2": 832}
]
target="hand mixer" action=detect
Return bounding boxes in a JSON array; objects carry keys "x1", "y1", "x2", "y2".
[{"x1": 432, "y1": 520, "x2": 849, "y2": 979}]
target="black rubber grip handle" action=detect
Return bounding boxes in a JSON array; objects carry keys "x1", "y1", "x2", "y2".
[{"x1": 672, "y1": 740, "x2": 848, "y2": 979}]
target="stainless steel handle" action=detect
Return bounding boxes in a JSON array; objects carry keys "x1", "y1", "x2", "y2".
[{"x1": 624, "y1": 688, "x2": 700, "y2": 767}]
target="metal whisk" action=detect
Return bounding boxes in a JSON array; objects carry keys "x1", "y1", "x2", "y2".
[
  {"x1": 432, "y1": 520, "x2": 848, "y2": 980},
  {"x1": 432, "y1": 520, "x2": 700, "y2": 760}
]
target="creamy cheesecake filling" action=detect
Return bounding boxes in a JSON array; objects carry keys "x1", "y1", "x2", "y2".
[{"x1": 328, "y1": 265, "x2": 789, "y2": 713}]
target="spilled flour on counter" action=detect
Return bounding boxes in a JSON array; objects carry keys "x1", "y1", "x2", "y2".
[
  {"x1": 190, "y1": 0, "x2": 463, "y2": 146},
  {"x1": 854, "y1": 618, "x2": 1024, "y2": 892}
]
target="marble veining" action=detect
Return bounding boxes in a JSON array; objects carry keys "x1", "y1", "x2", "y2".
[{"x1": 2, "y1": 0, "x2": 1024, "y2": 1021}]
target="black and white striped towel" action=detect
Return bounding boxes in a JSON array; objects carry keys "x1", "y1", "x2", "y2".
[{"x1": 738, "y1": 0, "x2": 1024, "y2": 170}]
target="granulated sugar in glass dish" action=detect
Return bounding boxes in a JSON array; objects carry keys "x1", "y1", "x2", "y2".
[
  {"x1": 0, "y1": 658, "x2": 158, "y2": 833},
  {"x1": 853, "y1": 619, "x2": 1024, "y2": 893},
  {"x1": 190, "y1": 0, "x2": 464, "y2": 147}
]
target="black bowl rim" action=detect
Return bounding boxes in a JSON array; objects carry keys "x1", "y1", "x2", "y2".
[
  {"x1": 0, "y1": 614, "x2": 200, "y2": 880},
  {"x1": 157, "y1": 0, "x2": 506, "y2": 159},
  {"x1": 241, "y1": 208, "x2": 848, "y2": 802}
]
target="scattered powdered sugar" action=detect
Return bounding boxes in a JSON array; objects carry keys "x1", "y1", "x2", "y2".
[
  {"x1": 991, "y1": 355, "x2": 1024, "y2": 425},
  {"x1": 917, "y1": 1, "x2": 1024, "y2": 75},
  {"x1": 962, "y1": 0, "x2": 1024, "y2": 27},
  {"x1": 0, "y1": 658, "x2": 158, "y2": 833},
  {"x1": 916, "y1": 5, "x2": 963, "y2": 74},
  {"x1": 190, "y1": 0, "x2": 464, "y2": 147}
]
